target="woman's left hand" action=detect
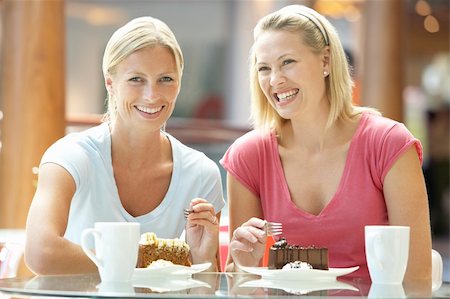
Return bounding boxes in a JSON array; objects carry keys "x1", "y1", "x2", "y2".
[{"x1": 185, "y1": 198, "x2": 219, "y2": 266}]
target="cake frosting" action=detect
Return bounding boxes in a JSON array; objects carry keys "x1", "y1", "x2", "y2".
[{"x1": 282, "y1": 261, "x2": 313, "y2": 270}]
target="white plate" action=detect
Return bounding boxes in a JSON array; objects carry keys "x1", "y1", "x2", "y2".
[
  {"x1": 133, "y1": 278, "x2": 211, "y2": 293},
  {"x1": 239, "y1": 265, "x2": 359, "y2": 281},
  {"x1": 240, "y1": 278, "x2": 359, "y2": 295},
  {"x1": 133, "y1": 262, "x2": 211, "y2": 279}
]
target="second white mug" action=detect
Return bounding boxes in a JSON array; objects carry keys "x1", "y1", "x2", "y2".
[
  {"x1": 365, "y1": 225, "x2": 410, "y2": 284},
  {"x1": 81, "y1": 222, "x2": 140, "y2": 282}
]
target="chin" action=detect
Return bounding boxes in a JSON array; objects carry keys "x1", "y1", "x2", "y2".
[{"x1": 276, "y1": 110, "x2": 294, "y2": 120}]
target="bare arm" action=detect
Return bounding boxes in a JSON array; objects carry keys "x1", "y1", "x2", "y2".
[
  {"x1": 25, "y1": 163, "x2": 97, "y2": 275},
  {"x1": 383, "y1": 146, "x2": 432, "y2": 281},
  {"x1": 225, "y1": 174, "x2": 266, "y2": 272}
]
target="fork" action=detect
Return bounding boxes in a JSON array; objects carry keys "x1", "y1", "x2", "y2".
[
  {"x1": 264, "y1": 220, "x2": 283, "y2": 237},
  {"x1": 183, "y1": 208, "x2": 193, "y2": 219}
]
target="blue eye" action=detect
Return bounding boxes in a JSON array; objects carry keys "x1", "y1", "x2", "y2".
[
  {"x1": 257, "y1": 66, "x2": 270, "y2": 72},
  {"x1": 129, "y1": 77, "x2": 142, "y2": 82},
  {"x1": 283, "y1": 59, "x2": 295, "y2": 65},
  {"x1": 160, "y1": 77, "x2": 174, "y2": 82}
]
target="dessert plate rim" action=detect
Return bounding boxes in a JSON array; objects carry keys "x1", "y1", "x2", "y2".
[
  {"x1": 238, "y1": 265, "x2": 359, "y2": 281},
  {"x1": 133, "y1": 262, "x2": 211, "y2": 278},
  {"x1": 132, "y1": 277, "x2": 211, "y2": 292},
  {"x1": 239, "y1": 277, "x2": 359, "y2": 294}
]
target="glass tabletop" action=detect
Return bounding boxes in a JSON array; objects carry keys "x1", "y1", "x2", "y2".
[{"x1": 0, "y1": 272, "x2": 447, "y2": 298}]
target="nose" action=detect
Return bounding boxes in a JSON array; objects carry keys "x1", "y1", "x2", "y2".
[
  {"x1": 270, "y1": 69, "x2": 286, "y2": 86},
  {"x1": 144, "y1": 83, "x2": 160, "y2": 101}
]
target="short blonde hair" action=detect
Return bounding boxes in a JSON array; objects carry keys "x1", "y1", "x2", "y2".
[
  {"x1": 102, "y1": 16, "x2": 184, "y2": 123},
  {"x1": 250, "y1": 5, "x2": 374, "y2": 135}
]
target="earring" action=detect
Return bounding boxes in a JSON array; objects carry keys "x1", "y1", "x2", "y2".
[{"x1": 324, "y1": 71, "x2": 328, "y2": 77}]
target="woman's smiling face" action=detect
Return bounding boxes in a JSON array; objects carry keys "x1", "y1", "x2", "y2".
[
  {"x1": 254, "y1": 29, "x2": 328, "y2": 120},
  {"x1": 106, "y1": 45, "x2": 180, "y2": 131}
]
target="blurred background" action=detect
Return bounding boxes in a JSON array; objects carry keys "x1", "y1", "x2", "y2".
[{"x1": 0, "y1": 0, "x2": 448, "y2": 278}]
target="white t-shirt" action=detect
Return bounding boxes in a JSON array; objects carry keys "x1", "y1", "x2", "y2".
[{"x1": 40, "y1": 123, "x2": 225, "y2": 246}]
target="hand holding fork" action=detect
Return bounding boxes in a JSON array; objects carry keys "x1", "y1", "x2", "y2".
[
  {"x1": 229, "y1": 218, "x2": 283, "y2": 270},
  {"x1": 183, "y1": 198, "x2": 219, "y2": 270}
]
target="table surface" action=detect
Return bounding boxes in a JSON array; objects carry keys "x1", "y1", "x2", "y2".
[{"x1": 0, "y1": 272, "x2": 448, "y2": 298}]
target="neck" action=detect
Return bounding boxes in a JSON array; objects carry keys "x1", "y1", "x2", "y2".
[
  {"x1": 109, "y1": 122, "x2": 168, "y2": 170},
  {"x1": 281, "y1": 110, "x2": 331, "y2": 153},
  {"x1": 280, "y1": 110, "x2": 360, "y2": 155}
]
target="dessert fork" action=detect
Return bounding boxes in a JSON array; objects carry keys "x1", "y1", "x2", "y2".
[
  {"x1": 265, "y1": 220, "x2": 283, "y2": 237},
  {"x1": 183, "y1": 208, "x2": 193, "y2": 219}
]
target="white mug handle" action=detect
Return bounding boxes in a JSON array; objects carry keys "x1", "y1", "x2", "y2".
[
  {"x1": 367, "y1": 232, "x2": 384, "y2": 270},
  {"x1": 81, "y1": 228, "x2": 102, "y2": 269}
]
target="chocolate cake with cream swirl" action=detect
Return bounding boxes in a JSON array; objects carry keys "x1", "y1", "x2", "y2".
[{"x1": 268, "y1": 238, "x2": 329, "y2": 270}]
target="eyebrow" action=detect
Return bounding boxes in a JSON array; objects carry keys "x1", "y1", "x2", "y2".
[
  {"x1": 125, "y1": 70, "x2": 178, "y2": 77},
  {"x1": 256, "y1": 53, "x2": 295, "y2": 65}
]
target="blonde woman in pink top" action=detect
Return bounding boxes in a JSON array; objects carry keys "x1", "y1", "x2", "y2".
[{"x1": 220, "y1": 5, "x2": 431, "y2": 282}]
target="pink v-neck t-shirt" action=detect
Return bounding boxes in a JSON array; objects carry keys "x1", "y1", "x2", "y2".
[{"x1": 220, "y1": 112, "x2": 422, "y2": 278}]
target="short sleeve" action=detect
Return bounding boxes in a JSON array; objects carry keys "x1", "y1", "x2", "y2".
[
  {"x1": 220, "y1": 131, "x2": 265, "y2": 196},
  {"x1": 377, "y1": 122, "x2": 423, "y2": 183},
  {"x1": 40, "y1": 135, "x2": 91, "y2": 189}
]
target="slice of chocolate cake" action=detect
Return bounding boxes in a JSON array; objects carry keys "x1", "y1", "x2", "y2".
[{"x1": 268, "y1": 238, "x2": 328, "y2": 270}]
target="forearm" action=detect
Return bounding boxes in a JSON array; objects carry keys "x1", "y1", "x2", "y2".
[
  {"x1": 25, "y1": 235, "x2": 97, "y2": 275},
  {"x1": 404, "y1": 213, "x2": 432, "y2": 281},
  {"x1": 392, "y1": 189, "x2": 432, "y2": 281},
  {"x1": 190, "y1": 248, "x2": 218, "y2": 271}
]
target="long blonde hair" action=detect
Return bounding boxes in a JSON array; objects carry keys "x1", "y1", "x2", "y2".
[
  {"x1": 249, "y1": 5, "x2": 375, "y2": 135},
  {"x1": 102, "y1": 16, "x2": 184, "y2": 123}
]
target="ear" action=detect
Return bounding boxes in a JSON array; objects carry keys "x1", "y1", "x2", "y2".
[
  {"x1": 322, "y1": 46, "x2": 331, "y2": 73},
  {"x1": 105, "y1": 74, "x2": 114, "y2": 96}
]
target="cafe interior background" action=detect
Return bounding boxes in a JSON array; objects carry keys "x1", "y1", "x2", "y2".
[{"x1": 0, "y1": 0, "x2": 448, "y2": 279}]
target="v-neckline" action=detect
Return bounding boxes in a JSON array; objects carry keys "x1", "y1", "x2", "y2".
[
  {"x1": 106, "y1": 128, "x2": 180, "y2": 220},
  {"x1": 272, "y1": 113, "x2": 368, "y2": 218}
]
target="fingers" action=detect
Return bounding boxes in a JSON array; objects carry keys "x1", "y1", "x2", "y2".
[
  {"x1": 188, "y1": 197, "x2": 208, "y2": 208},
  {"x1": 186, "y1": 198, "x2": 218, "y2": 227},
  {"x1": 232, "y1": 221, "x2": 266, "y2": 245},
  {"x1": 187, "y1": 216, "x2": 218, "y2": 228},
  {"x1": 188, "y1": 198, "x2": 215, "y2": 215},
  {"x1": 229, "y1": 237, "x2": 255, "y2": 253},
  {"x1": 243, "y1": 217, "x2": 267, "y2": 230},
  {"x1": 230, "y1": 217, "x2": 267, "y2": 254},
  {"x1": 229, "y1": 218, "x2": 267, "y2": 266}
]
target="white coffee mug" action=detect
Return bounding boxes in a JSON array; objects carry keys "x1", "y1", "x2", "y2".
[
  {"x1": 97, "y1": 281, "x2": 135, "y2": 295},
  {"x1": 365, "y1": 225, "x2": 410, "y2": 284},
  {"x1": 81, "y1": 222, "x2": 140, "y2": 282},
  {"x1": 368, "y1": 283, "x2": 406, "y2": 298}
]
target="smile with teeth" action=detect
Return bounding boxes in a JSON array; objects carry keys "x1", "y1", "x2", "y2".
[
  {"x1": 136, "y1": 105, "x2": 163, "y2": 114},
  {"x1": 276, "y1": 89, "x2": 299, "y2": 102}
]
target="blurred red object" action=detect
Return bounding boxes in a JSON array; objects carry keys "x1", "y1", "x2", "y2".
[{"x1": 262, "y1": 236, "x2": 276, "y2": 267}]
